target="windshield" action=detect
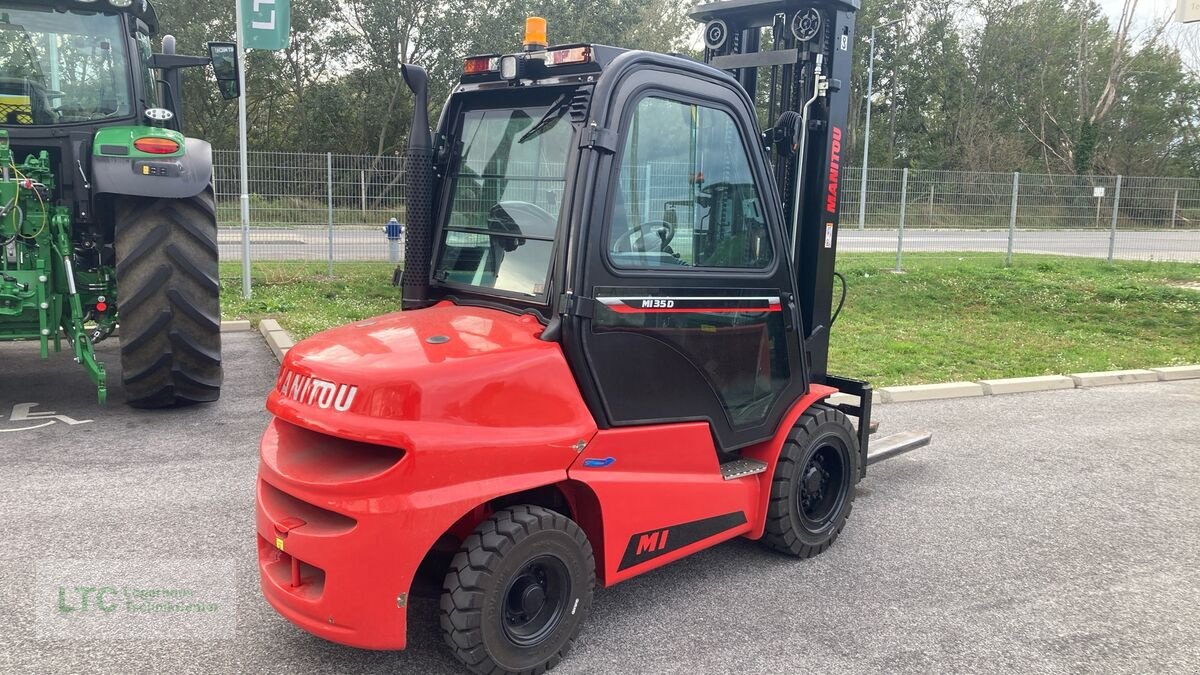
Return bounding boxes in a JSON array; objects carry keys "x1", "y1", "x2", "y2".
[
  {"x1": 433, "y1": 98, "x2": 575, "y2": 298},
  {"x1": 0, "y1": 7, "x2": 132, "y2": 125}
]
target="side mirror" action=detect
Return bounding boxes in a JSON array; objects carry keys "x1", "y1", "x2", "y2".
[{"x1": 207, "y1": 42, "x2": 240, "y2": 100}]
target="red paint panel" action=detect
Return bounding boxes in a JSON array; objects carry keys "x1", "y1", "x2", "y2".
[
  {"x1": 257, "y1": 304, "x2": 598, "y2": 649},
  {"x1": 567, "y1": 423, "x2": 759, "y2": 585}
]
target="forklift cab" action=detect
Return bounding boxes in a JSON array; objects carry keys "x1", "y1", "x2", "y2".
[{"x1": 415, "y1": 46, "x2": 812, "y2": 453}]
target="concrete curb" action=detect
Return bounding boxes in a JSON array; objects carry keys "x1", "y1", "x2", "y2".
[
  {"x1": 823, "y1": 367, "x2": 1200, "y2": 407},
  {"x1": 1152, "y1": 365, "x2": 1200, "y2": 381},
  {"x1": 978, "y1": 375, "x2": 1076, "y2": 395},
  {"x1": 881, "y1": 382, "x2": 984, "y2": 403},
  {"x1": 220, "y1": 320, "x2": 252, "y2": 332},
  {"x1": 1070, "y1": 369, "x2": 1159, "y2": 387},
  {"x1": 257, "y1": 319, "x2": 293, "y2": 362}
]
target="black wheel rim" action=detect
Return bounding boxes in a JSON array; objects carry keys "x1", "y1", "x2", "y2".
[
  {"x1": 796, "y1": 439, "x2": 850, "y2": 533},
  {"x1": 501, "y1": 554, "x2": 571, "y2": 648}
]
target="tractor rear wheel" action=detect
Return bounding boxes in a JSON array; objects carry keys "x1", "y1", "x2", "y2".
[
  {"x1": 762, "y1": 404, "x2": 859, "y2": 558},
  {"x1": 441, "y1": 505, "x2": 594, "y2": 675},
  {"x1": 114, "y1": 188, "x2": 222, "y2": 408}
]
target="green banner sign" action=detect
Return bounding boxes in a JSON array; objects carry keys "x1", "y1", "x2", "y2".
[{"x1": 241, "y1": 0, "x2": 291, "y2": 50}]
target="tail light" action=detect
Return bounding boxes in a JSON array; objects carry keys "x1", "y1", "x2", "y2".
[
  {"x1": 463, "y1": 56, "x2": 500, "y2": 75},
  {"x1": 133, "y1": 137, "x2": 180, "y2": 154},
  {"x1": 547, "y1": 46, "x2": 592, "y2": 66}
]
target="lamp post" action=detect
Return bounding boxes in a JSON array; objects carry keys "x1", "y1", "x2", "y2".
[{"x1": 857, "y1": 17, "x2": 902, "y2": 230}]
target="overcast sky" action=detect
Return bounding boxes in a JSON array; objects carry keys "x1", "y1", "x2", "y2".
[{"x1": 1098, "y1": 0, "x2": 1178, "y2": 24}]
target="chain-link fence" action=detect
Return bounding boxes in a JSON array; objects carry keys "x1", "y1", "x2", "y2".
[
  {"x1": 840, "y1": 167, "x2": 1200, "y2": 265},
  {"x1": 214, "y1": 151, "x2": 1200, "y2": 270},
  {"x1": 213, "y1": 150, "x2": 406, "y2": 267}
]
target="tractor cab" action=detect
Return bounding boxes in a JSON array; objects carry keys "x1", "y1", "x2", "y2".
[
  {"x1": 0, "y1": 3, "x2": 145, "y2": 125},
  {"x1": 0, "y1": 0, "x2": 239, "y2": 205}
]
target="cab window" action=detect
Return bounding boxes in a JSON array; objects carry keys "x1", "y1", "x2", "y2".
[
  {"x1": 608, "y1": 96, "x2": 772, "y2": 270},
  {"x1": 135, "y1": 30, "x2": 158, "y2": 108}
]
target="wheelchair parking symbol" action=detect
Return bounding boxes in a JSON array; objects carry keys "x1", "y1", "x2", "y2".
[{"x1": 0, "y1": 403, "x2": 92, "y2": 433}]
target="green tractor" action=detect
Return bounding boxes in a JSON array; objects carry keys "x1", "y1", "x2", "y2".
[{"x1": 0, "y1": 0, "x2": 238, "y2": 406}]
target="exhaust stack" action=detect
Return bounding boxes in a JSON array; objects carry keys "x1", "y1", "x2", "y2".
[{"x1": 398, "y1": 64, "x2": 434, "y2": 310}]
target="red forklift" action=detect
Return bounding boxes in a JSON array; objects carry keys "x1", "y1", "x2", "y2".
[{"x1": 257, "y1": 1, "x2": 930, "y2": 672}]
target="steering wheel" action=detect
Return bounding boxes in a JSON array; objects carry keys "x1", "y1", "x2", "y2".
[{"x1": 615, "y1": 220, "x2": 675, "y2": 253}]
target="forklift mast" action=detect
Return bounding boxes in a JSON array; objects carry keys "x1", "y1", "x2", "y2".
[{"x1": 689, "y1": 0, "x2": 859, "y2": 381}]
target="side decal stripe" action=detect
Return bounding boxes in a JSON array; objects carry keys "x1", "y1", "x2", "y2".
[{"x1": 617, "y1": 511, "x2": 748, "y2": 571}]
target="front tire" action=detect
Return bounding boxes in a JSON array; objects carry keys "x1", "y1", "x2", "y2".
[
  {"x1": 762, "y1": 404, "x2": 859, "y2": 557},
  {"x1": 441, "y1": 505, "x2": 595, "y2": 675},
  {"x1": 114, "y1": 188, "x2": 222, "y2": 408}
]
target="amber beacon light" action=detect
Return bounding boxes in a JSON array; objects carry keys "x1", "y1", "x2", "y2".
[{"x1": 524, "y1": 16, "x2": 548, "y2": 50}]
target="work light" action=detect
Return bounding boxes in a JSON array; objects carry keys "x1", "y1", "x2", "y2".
[
  {"x1": 499, "y1": 55, "x2": 519, "y2": 81},
  {"x1": 108, "y1": 0, "x2": 134, "y2": 7}
]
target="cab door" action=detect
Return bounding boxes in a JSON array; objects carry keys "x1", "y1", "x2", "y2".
[{"x1": 571, "y1": 71, "x2": 808, "y2": 451}]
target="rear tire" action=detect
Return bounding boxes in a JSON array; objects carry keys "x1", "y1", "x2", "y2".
[
  {"x1": 441, "y1": 505, "x2": 595, "y2": 675},
  {"x1": 114, "y1": 188, "x2": 222, "y2": 408},
  {"x1": 762, "y1": 404, "x2": 859, "y2": 557}
]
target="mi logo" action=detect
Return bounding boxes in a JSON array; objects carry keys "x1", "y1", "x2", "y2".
[
  {"x1": 618, "y1": 512, "x2": 748, "y2": 571},
  {"x1": 636, "y1": 529, "x2": 670, "y2": 556}
]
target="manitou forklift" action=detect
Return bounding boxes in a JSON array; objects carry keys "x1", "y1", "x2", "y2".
[{"x1": 257, "y1": 1, "x2": 930, "y2": 672}]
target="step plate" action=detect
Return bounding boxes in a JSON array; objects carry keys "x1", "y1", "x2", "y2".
[{"x1": 720, "y1": 458, "x2": 768, "y2": 480}]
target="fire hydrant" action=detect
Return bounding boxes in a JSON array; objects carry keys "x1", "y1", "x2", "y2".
[{"x1": 384, "y1": 217, "x2": 404, "y2": 263}]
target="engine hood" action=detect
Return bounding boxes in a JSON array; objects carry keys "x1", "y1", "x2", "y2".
[{"x1": 266, "y1": 303, "x2": 596, "y2": 450}]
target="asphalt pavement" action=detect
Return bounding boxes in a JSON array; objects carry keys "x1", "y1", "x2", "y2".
[{"x1": 2, "y1": 332, "x2": 1199, "y2": 673}]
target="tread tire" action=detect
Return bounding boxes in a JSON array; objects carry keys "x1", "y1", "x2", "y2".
[
  {"x1": 114, "y1": 188, "x2": 222, "y2": 408},
  {"x1": 441, "y1": 505, "x2": 595, "y2": 675},
  {"x1": 762, "y1": 403, "x2": 859, "y2": 558}
]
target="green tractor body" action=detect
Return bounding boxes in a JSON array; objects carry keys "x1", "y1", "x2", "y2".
[{"x1": 0, "y1": 0, "x2": 238, "y2": 406}]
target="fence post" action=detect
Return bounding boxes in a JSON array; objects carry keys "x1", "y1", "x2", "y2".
[
  {"x1": 928, "y1": 184, "x2": 934, "y2": 223},
  {"x1": 239, "y1": 158, "x2": 252, "y2": 299},
  {"x1": 327, "y1": 152, "x2": 334, "y2": 278},
  {"x1": 1007, "y1": 172, "x2": 1019, "y2": 267},
  {"x1": 361, "y1": 170, "x2": 367, "y2": 216},
  {"x1": 896, "y1": 167, "x2": 908, "y2": 273},
  {"x1": 1170, "y1": 188, "x2": 1179, "y2": 229},
  {"x1": 1107, "y1": 175, "x2": 1122, "y2": 264},
  {"x1": 858, "y1": 166, "x2": 868, "y2": 230}
]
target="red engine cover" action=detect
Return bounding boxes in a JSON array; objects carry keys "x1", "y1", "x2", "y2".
[{"x1": 267, "y1": 302, "x2": 597, "y2": 448}]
